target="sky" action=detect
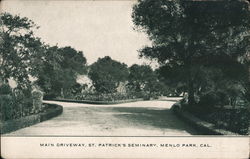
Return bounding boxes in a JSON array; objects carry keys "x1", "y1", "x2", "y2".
[{"x1": 1, "y1": 0, "x2": 153, "y2": 66}]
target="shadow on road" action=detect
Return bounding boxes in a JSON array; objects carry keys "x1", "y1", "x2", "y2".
[{"x1": 106, "y1": 107, "x2": 198, "y2": 135}]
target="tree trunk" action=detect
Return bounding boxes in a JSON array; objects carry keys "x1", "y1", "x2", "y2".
[
  {"x1": 188, "y1": 79, "x2": 195, "y2": 106},
  {"x1": 186, "y1": 59, "x2": 195, "y2": 106}
]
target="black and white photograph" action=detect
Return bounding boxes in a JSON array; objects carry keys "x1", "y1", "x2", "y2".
[{"x1": 1, "y1": 0, "x2": 250, "y2": 158}]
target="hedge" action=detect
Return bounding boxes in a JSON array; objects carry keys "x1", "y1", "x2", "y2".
[
  {"x1": 0, "y1": 114, "x2": 40, "y2": 134},
  {"x1": 40, "y1": 104, "x2": 63, "y2": 122},
  {"x1": 0, "y1": 104, "x2": 63, "y2": 134},
  {"x1": 48, "y1": 98, "x2": 144, "y2": 105}
]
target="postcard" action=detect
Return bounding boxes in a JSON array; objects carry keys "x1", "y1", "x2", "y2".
[{"x1": 1, "y1": 0, "x2": 249, "y2": 158}]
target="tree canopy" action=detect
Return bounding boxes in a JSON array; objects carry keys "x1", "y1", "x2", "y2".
[
  {"x1": 36, "y1": 46, "x2": 87, "y2": 98},
  {"x1": 0, "y1": 12, "x2": 44, "y2": 89},
  {"x1": 128, "y1": 64, "x2": 154, "y2": 91},
  {"x1": 89, "y1": 56, "x2": 129, "y2": 94},
  {"x1": 0, "y1": 12, "x2": 88, "y2": 98},
  {"x1": 132, "y1": 0, "x2": 250, "y2": 105}
]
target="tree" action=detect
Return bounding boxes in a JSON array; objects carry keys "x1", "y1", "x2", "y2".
[
  {"x1": 132, "y1": 0, "x2": 250, "y2": 105},
  {"x1": 57, "y1": 46, "x2": 87, "y2": 75},
  {"x1": 0, "y1": 13, "x2": 87, "y2": 98},
  {"x1": 127, "y1": 64, "x2": 165, "y2": 97},
  {"x1": 89, "y1": 56, "x2": 129, "y2": 94},
  {"x1": 128, "y1": 64, "x2": 154, "y2": 91},
  {"x1": 0, "y1": 12, "x2": 44, "y2": 89},
  {"x1": 36, "y1": 46, "x2": 87, "y2": 98}
]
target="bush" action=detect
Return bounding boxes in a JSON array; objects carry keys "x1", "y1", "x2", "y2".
[
  {"x1": 75, "y1": 92, "x2": 133, "y2": 101},
  {"x1": 40, "y1": 104, "x2": 63, "y2": 122},
  {"x1": 13, "y1": 89, "x2": 33, "y2": 116},
  {"x1": 0, "y1": 88, "x2": 44, "y2": 122},
  {"x1": 50, "y1": 88, "x2": 158, "y2": 102}
]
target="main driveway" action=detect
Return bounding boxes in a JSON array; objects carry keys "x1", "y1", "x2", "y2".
[{"x1": 4, "y1": 99, "x2": 198, "y2": 136}]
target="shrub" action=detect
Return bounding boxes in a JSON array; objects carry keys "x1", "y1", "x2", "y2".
[
  {"x1": 40, "y1": 104, "x2": 63, "y2": 122},
  {"x1": 13, "y1": 89, "x2": 33, "y2": 116},
  {"x1": 0, "y1": 86, "x2": 48, "y2": 122}
]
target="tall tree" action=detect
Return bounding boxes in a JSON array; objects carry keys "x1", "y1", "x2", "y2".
[
  {"x1": 132, "y1": 0, "x2": 250, "y2": 105},
  {"x1": 89, "y1": 56, "x2": 129, "y2": 94},
  {"x1": 0, "y1": 12, "x2": 44, "y2": 89}
]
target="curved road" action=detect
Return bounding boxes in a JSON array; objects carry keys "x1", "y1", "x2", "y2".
[{"x1": 5, "y1": 100, "x2": 198, "y2": 136}]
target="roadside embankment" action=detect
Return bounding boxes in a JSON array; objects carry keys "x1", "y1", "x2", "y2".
[{"x1": 171, "y1": 102, "x2": 239, "y2": 135}]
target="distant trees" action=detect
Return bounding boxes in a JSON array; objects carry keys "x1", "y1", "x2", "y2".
[
  {"x1": 0, "y1": 12, "x2": 166, "y2": 101},
  {"x1": 88, "y1": 60, "x2": 169, "y2": 99},
  {"x1": 128, "y1": 64, "x2": 153, "y2": 92},
  {"x1": 132, "y1": 0, "x2": 250, "y2": 105},
  {"x1": 89, "y1": 56, "x2": 129, "y2": 94},
  {"x1": 127, "y1": 64, "x2": 166, "y2": 98},
  {"x1": 36, "y1": 46, "x2": 87, "y2": 98}
]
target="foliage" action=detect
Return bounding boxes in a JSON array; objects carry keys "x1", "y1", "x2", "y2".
[
  {"x1": 156, "y1": 65, "x2": 186, "y2": 96},
  {"x1": 0, "y1": 12, "x2": 44, "y2": 89},
  {"x1": 75, "y1": 92, "x2": 135, "y2": 101},
  {"x1": 127, "y1": 64, "x2": 168, "y2": 98},
  {"x1": 132, "y1": 0, "x2": 250, "y2": 105},
  {"x1": 0, "y1": 88, "x2": 32, "y2": 121},
  {"x1": 192, "y1": 62, "x2": 249, "y2": 108},
  {"x1": 127, "y1": 64, "x2": 154, "y2": 91},
  {"x1": 0, "y1": 12, "x2": 87, "y2": 99},
  {"x1": 89, "y1": 56, "x2": 129, "y2": 94},
  {"x1": 71, "y1": 83, "x2": 87, "y2": 96},
  {"x1": 35, "y1": 46, "x2": 87, "y2": 98}
]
